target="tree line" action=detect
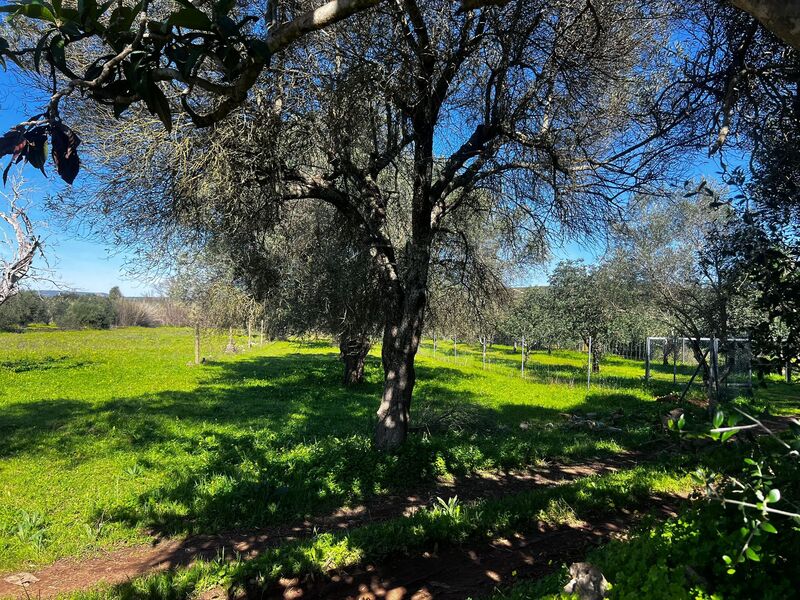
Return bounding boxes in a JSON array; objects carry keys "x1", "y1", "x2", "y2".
[{"x1": 0, "y1": 0, "x2": 797, "y2": 448}]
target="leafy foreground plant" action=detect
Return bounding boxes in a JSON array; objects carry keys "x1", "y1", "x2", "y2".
[
  {"x1": 66, "y1": 466, "x2": 688, "y2": 600},
  {"x1": 492, "y1": 406, "x2": 800, "y2": 599}
]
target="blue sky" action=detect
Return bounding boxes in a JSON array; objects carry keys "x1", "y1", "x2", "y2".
[
  {"x1": 0, "y1": 69, "x2": 725, "y2": 294},
  {"x1": 1, "y1": 74, "x2": 157, "y2": 295}
]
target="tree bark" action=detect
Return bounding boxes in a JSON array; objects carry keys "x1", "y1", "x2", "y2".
[
  {"x1": 591, "y1": 342, "x2": 601, "y2": 373},
  {"x1": 340, "y1": 335, "x2": 371, "y2": 385},
  {"x1": 375, "y1": 313, "x2": 419, "y2": 450},
  {"x1": 225, "y1": 326, "x2": 236, "y2": 353},
  {"x1": 374, "y1": 257, "x2": 428, "y2": 451},
  {"x1": 194, "y1": 322, "x2": 201, "y2": 365},
  {"x1": 731, "y1": 0, "x2": 800, "y2": 52}
]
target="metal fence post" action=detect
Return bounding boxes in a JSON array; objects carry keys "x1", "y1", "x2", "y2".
[{"x1": 673, "y1": 336, "x2": 677, "y2": 384}]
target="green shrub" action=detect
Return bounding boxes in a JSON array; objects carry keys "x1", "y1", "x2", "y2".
[
  {"x1": 57, "y1": 296, "x2": 116, "y2": 329},
  {"x1": 0, "y1": 291, "x2": 49, "y2": 330},
  {"x1": 492, "y1": 400, "x2": 800, "y2": 600}
]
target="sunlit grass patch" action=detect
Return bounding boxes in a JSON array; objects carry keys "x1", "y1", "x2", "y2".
[
  {"x1": 0, "y1": 328, "x2": 793, "y2": 573},
  {"x1": 67, "y1": 465, "x2": 691, "y2": 600}
]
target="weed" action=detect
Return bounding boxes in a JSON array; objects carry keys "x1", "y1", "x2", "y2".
[{"x1": 14, "y1": 509, "x2": 48, "y2": 550}]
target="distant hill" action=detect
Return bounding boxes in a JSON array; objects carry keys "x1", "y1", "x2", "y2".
[
  {"x1": 36, "y1": 290, "x2": 108, "y2": 298},
  {"x1": 34, "y1": 290, "x2": 167, "y2": 301}
]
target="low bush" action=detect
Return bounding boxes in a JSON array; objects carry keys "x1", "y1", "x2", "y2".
[
  {"x1": 493, "y1": 404, "x2": 800, "y2": 599},
  {"x1": 56, "y1": 296, "x2": 116, "y2": 329},
  {"x1": 114, "y1": 299, "x2": 157, "y2": 327},
  {"x1": 0, "y1": 291, "x2": 49, "y2": 330}
]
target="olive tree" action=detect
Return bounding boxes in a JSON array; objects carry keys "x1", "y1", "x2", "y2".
[
  {"x1": 547, "y1": 260, "x2": 639, "y2": 373},
  {"x1": 611, "y1": 188, "x2": 757, "y2": 401},
  {"x1": 41, "y1": 0, "x2": 698, "y2": 450},
  {"x1": 216, "y1": 202, "x2": 387, "y2": 385},
  {"x1": 498, "y1": 287, "x2": 567, "y2": 355},
  {"x1": 167, "y1": 253, "x2": 253, "y2": 363}
]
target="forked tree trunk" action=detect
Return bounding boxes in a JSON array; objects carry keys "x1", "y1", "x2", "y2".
[{"x1": 340, "y1": 336, "x2": 371, "y2": 385}]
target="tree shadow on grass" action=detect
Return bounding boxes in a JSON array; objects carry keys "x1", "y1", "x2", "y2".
[
  {"x1": 0, "y1": 355, "x2": 94, "y2": 373},
  {"x1": 1, "y1": 349, "x2": 668, "y2": 541}
]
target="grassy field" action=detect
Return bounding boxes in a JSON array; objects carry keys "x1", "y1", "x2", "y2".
[{"x1": 0, "y1": 327, "x2": 794, "y2": 578}]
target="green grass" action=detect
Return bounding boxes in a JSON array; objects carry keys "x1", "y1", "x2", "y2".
[
  {"x1": 0, "y1": 328, "x2": 794, "y2": 575},
  {"x1": 69, "y1": 465, "x2": 691, "y2": 600}
]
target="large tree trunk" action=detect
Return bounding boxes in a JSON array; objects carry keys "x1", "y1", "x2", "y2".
[
  {"x1": 374, "y1": 256, "x2": 428, "y2": 451},
  {"x1": 374, "y1": 97, "x2": 436, "y2": 451},
  {"x1": 340, "y1": 335, "x2": 371, "y2": 385},
  {"x1": 592, "y1": 347, "x2": 601, "y2": 373},
  {"x1": 374, "y1": 317, "x2": 420, "y2": 450}
]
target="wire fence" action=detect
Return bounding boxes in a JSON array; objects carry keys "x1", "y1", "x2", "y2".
[
  {"x1": 419, "y1": 334, "x2": 754, "y2": 398},
  {"x1": 420, "y1": 336, "x2": 655, "y2": 393}
]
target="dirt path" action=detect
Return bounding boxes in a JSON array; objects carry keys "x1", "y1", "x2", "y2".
[
  {"x1": 268, "y1": 497, "x2": 684, "y2": 600},
  {"x1": 0, "y1": 454, "x2": 643, "y2": 600}
]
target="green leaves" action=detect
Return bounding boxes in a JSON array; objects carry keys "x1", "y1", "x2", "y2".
[
  {"x1": 766, "y1": 488, "x2": 781, "y2": 504},
  {"x1": 23, "y1": 126, "x2": 48, "y2": 175},
  {"x1": 49, "y1": 33, "x2": 66, "y2": 69},
  {"x1": 1, "y1": 0, "x2": 269, "y2": 166},
  {"x1": 0, "y1": 35, "x2": 17, "y2": 70},
  {"x1": 744, "y1": 546, "x2": 760, "y2": 561},
  {"x1": 1, "y1": 119, "x2": 83, "y2": 185},
  {"x1": 144, "y1": 80, "x2": 173, "y2": 132},
  {"x1": 0, "y1": 129, "x2": 25, "y2": 160},
  {"x1": 0, "y1": 1, "x2": 58, "y2": 25},
  {"x1": 168, "y1": 7, "x2": 213, "y2": 31},
  {"x1": 1, "y1": 128, "x2": 32, "y2": 184},
  {"x1": 760, "y1": 521, "x2": 777, "y2": 534},
  {"x1": 122, "y1": 54, "x2": 173, "y2": 131}
]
